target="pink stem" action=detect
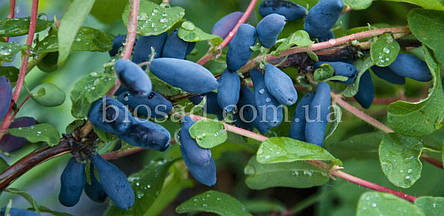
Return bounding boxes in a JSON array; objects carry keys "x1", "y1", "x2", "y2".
[
  {"x1": 196, "y1": 0, "x2": 258, "y2": 65},
  {"x1": 5, "y1": 0, "x2": 16, "y2": 42},
  {"x1": 189, "y1": 114, "x2": 416, "y2": 202},
  {"x1": 332, "y1": 93, "x2": 394, "y2": 133},
  {"x1": 107, "y1": 0, "x2": 140, "y2": 96},
  {"x1": 0, "y1": 0, "x2": 39, "y2": 139}
]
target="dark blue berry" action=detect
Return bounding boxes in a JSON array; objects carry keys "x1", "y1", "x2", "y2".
[
  {"x1": 290, "y1": 93, "x2": 314, "y2": 141},
  {"x1": 211, "y1": 11, "x2": 244, "y2": 39},
  {"x1": 264, "y1": 64, "x2": 298, "y2": 105},
  {"x1": 314, "y1": 61, "x2": 358, "y2": 84},
  {"x1": 304, "y1": 0, "x2": 344, "y2": 41},
  {"x1": 120, "y1": 118, "x2": 171, "y2": 151},
  {"x1": 59, "y1": 158, "x2": 86, "y2": 207},
  {"x1": 88, "y1": 97, "x2": 133, "y2": 135},
  {"x1": 259, "y1": 0, "x2": 307, "y2": 21},
  {"x1": 226, "y1": 24, "x2": 257, "y2": 71},
  {"x1": 388, "y1": 54, "x2": 432, "y2": 82},
  {"x1": 115, "y1": 59, "x2": 152, "y2": 96},
  {"x1": 109, "y1": 34, "x2": 126, "y2": 57},
  {"x1": 0, "y1": 76, "x2": 12, "y2": 122},
  {"x1": 256, "y1": 14, "x2": 286, "y2": 48},
  {"x1": 305, "y1": 82, "x2": 331, "y2": 146},
  {"x1": 354, "y1": 70, "x2": 374, "y2": 109},
  {"x1": 132, "y1": 32, "x2": 168, "y2": 67},
  {"x1": 371, "y1": 66, "x2": 405, "y2": 85},
  {"x1": 118, "y1": 91, "x2": 172, "y2": 119},
  {"x1": 162, "y1": 30, "x2": 196, "y2": 59},
  {"x1": 217, "y1": 69, "x2": 241, "y2": 113},
  {"x1": 84, "y1": 164, "x2": 107, "y2": 203}
]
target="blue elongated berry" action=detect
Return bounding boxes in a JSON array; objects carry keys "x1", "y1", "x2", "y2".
[
  {"x1": 217, "y1": 69, "x2": 241, "y2": 112},
  {"x1": 109, "y1": 34, "x2": 126, "y2": 57},
  {"x1": 212, "y1": 11, "x2": 244, "y2": 39},
  {"x1": 0, "y1": 117, "x2": 36, "y2": 153},
  {"x1": 226, "y1": 24, "x2": 257, "y2": 71},
  {"x1": 304, "y1": 0, "x2": 344, "y2": 41},
  {"x1": 354, "y1": 71, "x2": 374, "y2": 109},
  {"x1": 88, "y1": 97, "x2": 133, "y2": 135},
  {"x1": 162, "y1": 30, "x2": 196, "y2": 59},
  {"x1": 264, "y1": 64, "x2": 298, "y2": 105},
  {"x1": 149, "y1": 58, "x2": 218, "y2": 94},
  {"x1": 371, "y1": 66, "x2": 405, "y2": 85},
  {"x1": 250, "y1": 69, "x2": 283, "y2": 128},
  {"x1": 84, "y1": 165, "x2": 107, "y2": 203},
  {"x1": 256, "y1": 14, "x2": 286, "y2": 48},
  {"x1": 305, "y1": 82, "x2": 331, "y2": 146},
  {"x1": 132, "y1": 32, "x2": 168, "y2": 66},
  {"x1": 0, "y1": 208, "x2": 38, "y2": 216},
  {"x1": 259, "y1": 0, "x2": 307, "y2": 21},
  {"x1": 388, "y1": 54, "x2": 432, "y2": 82},
  {"x1": 314, "y1": 61, "x2": 357, "y2": 84},
  {"x1": 118, "y1": 91, "x2": 172, "y2": 119},
  {"x1": 189, "y1": 95, "x2": 204, "y2": 105},
  {"x1": 115, "y1": 59, "x2": 152, "y2": 96},
  {"x1": 179, "y1": 116, "x2": 217, "y2": 186},
  {"x1": 91, "y1": 154, "x2": 135, "y2": 210},
  {"x1": 0, "y1": 76, "x2": 12, "y2": 121},
  {"x1": 203, "y1": 92, "x2": 223, "y2": 120},
  {"x1": 59, "y1": 158, "x2": 86, "y2": 207},
  {"x1": 290, "y1": 93, "x2": 314, "y2": 141},
  {"x1": 120, "y1": 118, "x2": 171, "y2": 151},
  {"x1": 237, "y1": 87, "x2": 270, "y2": 133}
]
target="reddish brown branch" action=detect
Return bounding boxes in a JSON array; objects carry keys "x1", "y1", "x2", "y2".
[
  {"x1": 421, "y1": 154, "x2": 443, "y2": 169},
  {"x1": 196, "y1": 0, "x2": 258, "y2": 65}
]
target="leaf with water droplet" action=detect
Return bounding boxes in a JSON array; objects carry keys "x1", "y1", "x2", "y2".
[
  {"x1": 387, "y1": 47, "x2": 444, "y2": 137},
  {"x1": 415, "y1": 196, "x2": 444, "y2": 216},
  {"x1": 122, "y1": 0, "x2": 184, "y2": 36},
  {"x1": 176, "y1": 190, "x2": 252, "y2": 216},
  {"x1": 379, "y1": 133, "x2": 423, "y2": 188},
  {"x1": 36, "y1": 27, "x2": 113, "y2": 54},
  {"x1": 0, "y1": 17, "x2": 52, "y2": 37},
  {"x1": 357, "y1": 192, "x2": 424, "y2": 216},
  {"x1": 370, "y1": 33, "x2": 400, "y2": 67},
  {"x1": 178, "y1": 21, "x2": 222, "y2": 47},
  {"x1": 189, "y1": 120, "x2": 228, "y2": 149},
  {"x1": 257, "y1": 137, "x2": 341, "y2": 165},
  {"x1": 104, "y1": 160, "x2": 174, "y2": 216},
  {"x1": 8, "y1": 123, "x2": 60, "y2": 146},
  {"x1": 244, "y1": 156, "x2": 329, "y2": 190},
  {"x1": 70, "y1": 72, "x2": 116, "y2": 118},
  {"x1": 0, "y1": 42, "x2": 27, "y2": 62}
]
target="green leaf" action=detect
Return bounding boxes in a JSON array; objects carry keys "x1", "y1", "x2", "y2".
[
  {"x1": 0, "y1": 42, "x2": 27, "y2": 62},
  {"x1": 90, "y1": 0, "x2": 128, "y2": 24},
  {"x1": 145, "y1": 162, "x2": 193, "y2": 216},
  {"x1": 408, "y1": 9, "x2": 444, "y2": 66},
  {"x1": 384, "y1": 0, "x2": 444, "y2": 10},
  {"x1": 176, "y1": 190, "x2": 252, "y2": 216},
  {"x1": 5, "y1": 188, "x2": 40, "y2": 214},
  {"x1": 370, "y1": 33, "x2": 400, "y2": 67},
  {"x1": 178, "y1": 21, "x2": 223, "y2": 46},
  {"x1": 0, "y1": 158, "x2": 8, "y2": 173},
  {"x1": 244, "y1": 156, "x2": 329, "y2": 190},
  {"x1": 313, "y1": 63, "x2": 335, "y2": 81},
  {"x1": 8, "y1": 123, "x2": 60, "y2": 146},
  {"x1": 0, "y1": 66, "x2": 19, "y2": 85},
  {"x1": 415, "y1": 196, "x2": 444, "y2": 216},
  {"x1": 257, "y1": 137, "x2": 341, "y2": 165},
  {"x1": 243, "y1": 200, "x2": 286, "y2": 213},
  {"x1": 342, "y1": 56, "x2": 374, "y2": 97},
  {"x1": 0, "y1": 18, "x2": 52, "y2": 37},
  {"x1": 326, "y1": 132, "x2": 383, "y2": 160},
  {"x1": 104, "y1": 160, "x2": 173, "y2": 216},
  {"x1": 37, "y1": 27, "x2": 113, "y2": 54},
  {"x1": 123, "y1": 0, "x2": 185, "y2": 36},
  {"x1": 58, "y1": 0, "x2": 96, "y2": 64},
  {"x1": 150, "y1": 74, "x2": 184, "y2": 96},
  {"x1": 343, "y1": 0, "x2": 373, "y2": 10},
  {"x1": 189, "y1": 120, "x2": 228, "y2": 149},
  {"x1": 31, "y1": 83, "x2": 66, "y2": 107},
  {"x1": 387, "y1": 47, "x2": 444, "y2": 137},
  {"x1": 70, "y1": 72, "x2": 116, "y2": 118},
  {"x1": 272, "y1": 30, "x2": 313, "y2": 56},
  {"x1": 379, "y1": 133, "x2": 423, "y2": 188},
  {"x1": 357, "y1": 192, "x2": 424, "y2": 216}
]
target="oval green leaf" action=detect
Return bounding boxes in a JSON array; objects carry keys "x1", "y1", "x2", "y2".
[
  {"x1": 122, "y1": 0, "x2": 185, "y2": 36},
  {"x1": 244, "y1": 156, "x2": 329, "y2": 190},
  {"x1": 178, "y1": 21, "x2": 223, "y2": 46},
  {"x1": 31, "y1": 83, "x2": 66, "y2": 107},
  {"x1": 415, "y1": 196, "x2": 444, "y2": 216},
  {"x1": 189, "y1": 119, "x2": 228, "y2": 149},
  {"x1": 370, "y1": 33, "x2": 400, "y2": 67},
  {"x1": 357, "y1": 192, "x2": 424, "y2": 216},
  {"x1": 257, "y1": 137, "x2": 341, "y2": 165},
  {"x1": 344, "y1": 0, "x2": 373, "y2": 10},
  {"x1": 0, "y1": 18, "x2": 52, "y2": 37},
  {"x1": 176, "y1": 190, "x2": 252, "y2": 216},
  {"x1": 8, "y1": 123, "x2": 60, "y2": 146},
  {"x1": 379, "y1": 133, "x2": 423, "y2": 188}
]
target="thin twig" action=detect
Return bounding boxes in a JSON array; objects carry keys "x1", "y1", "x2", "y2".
[
  {"x1": 196, "y1": 0, "x2": 258, "y2": 65},
  {"x1": 4, "y1": 0, "x2": 16, "y2": 42}
]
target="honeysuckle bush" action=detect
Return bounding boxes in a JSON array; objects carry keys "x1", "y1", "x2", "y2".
[{"x1": 0, "y1": 0, "x2": 444, "y2": 215}]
